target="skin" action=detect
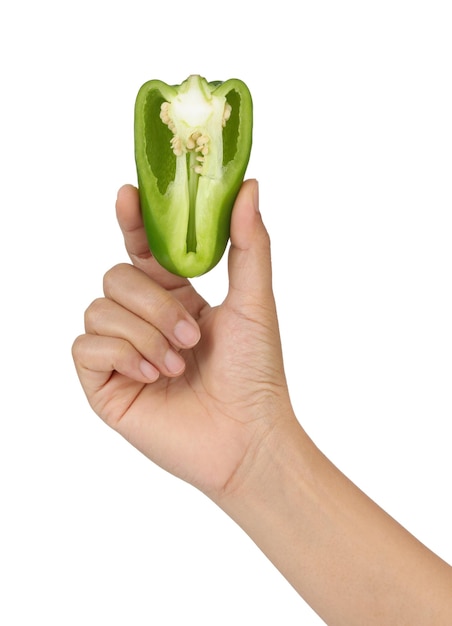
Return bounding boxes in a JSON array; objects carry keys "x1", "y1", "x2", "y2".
[{"x1": 72, "y1": 180, "x2": 452, "y2": 625}]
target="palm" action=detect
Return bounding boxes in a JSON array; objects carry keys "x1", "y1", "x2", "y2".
[{"x1": 97, "y1": 272, "x2": 284, "y2": 494}]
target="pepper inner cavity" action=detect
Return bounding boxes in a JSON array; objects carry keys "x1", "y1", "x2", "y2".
[{"x1": 160, "y1": 100, "x2": 232, "y2": 254}]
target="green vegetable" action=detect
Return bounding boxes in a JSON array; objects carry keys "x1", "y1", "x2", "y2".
[{"x1": 134, "y1": 74, "x2": 253, "y2": 277}]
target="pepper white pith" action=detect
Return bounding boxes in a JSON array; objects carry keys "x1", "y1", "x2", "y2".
[{"x1": 159, "y1": 75, "x2": 232, "y2": 178}]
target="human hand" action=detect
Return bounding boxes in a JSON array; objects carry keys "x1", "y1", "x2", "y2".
[
  {"x1": 72, "y1": 181, "x2": 452, "y2": 625},
  {"x1": 72, "y1": 180, "x2": 295, "y2": 499}
]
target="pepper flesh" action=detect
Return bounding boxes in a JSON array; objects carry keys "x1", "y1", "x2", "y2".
[{"x1": 134, "y1": 74, "x2": 253, "y2": 277}]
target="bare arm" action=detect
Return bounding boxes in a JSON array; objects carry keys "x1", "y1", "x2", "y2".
[{"x1": 218, "y1": 417, "x2": 452, "y2": 625}]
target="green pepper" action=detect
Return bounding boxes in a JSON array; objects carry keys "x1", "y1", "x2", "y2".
[{"x1": 134, "y1": 74, "x2": 253, "y2": 277}]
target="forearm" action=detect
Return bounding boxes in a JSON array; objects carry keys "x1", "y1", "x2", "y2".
[{"x1": 219, "y1": 417, "x2": 452, "y2": 625}]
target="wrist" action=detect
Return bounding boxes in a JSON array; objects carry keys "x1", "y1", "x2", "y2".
[
  {"x1": 214, "y1": 407, "x2": 313, "y2": 524},
  {"x1": 214, "y1": 410, "x2": 452, "y2": 626}
]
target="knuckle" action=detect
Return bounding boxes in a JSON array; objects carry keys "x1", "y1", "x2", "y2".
[
  {"x1": 71, "y1": 334, "x2": 85, "y2": 361},
  {"x1": 147, "y1": 288, "x2": 173, "y2": 318},
  {"x1": 142, "y1": 325, "x2": 166, "y2": 355},
  {"x1": 102, "y1": 263, "x2": 131, "y2": 295},
  {"x1": 84, "y1": 297, "x2": 110, "y2": 331},
  {"x1": 116, "y1": 337, "x2": 134, "y2": 365}
]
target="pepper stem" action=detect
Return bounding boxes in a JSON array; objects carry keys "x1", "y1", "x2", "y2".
[{"x1": 186, "y1": 152, "x2": 198, "y2": 253}]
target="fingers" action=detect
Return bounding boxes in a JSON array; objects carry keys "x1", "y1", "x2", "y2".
[
  {"x1": 102, "y1": 264, "x2": 200, "y2": 349},
  {"x1": 115, "y1": 184, "x2": 151, "y2": 263},
  {"x1": 73, "y1": 263, "x2": 201, "y2": 392},
  {"x1": 85, "y1": 295, "x2": 189, "y2": 379},
  {"x1": 227, "y1": 179, "x2": 274, "y2": 308},
  {"x1": 72, "y1": 333, "x2": 159, "y2": 390}
]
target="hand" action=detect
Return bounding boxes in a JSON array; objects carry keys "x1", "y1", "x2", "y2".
[
  {"x1": 73, "y1": 181, "x2": 452, "y2": 624},
  {"x1": 72, "y1": 180, "x2": 295, "y2": 498}
]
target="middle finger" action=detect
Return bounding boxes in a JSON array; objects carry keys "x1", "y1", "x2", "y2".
[{"x1": 102, "y1": 263, "x2": 201, "y2": 350}]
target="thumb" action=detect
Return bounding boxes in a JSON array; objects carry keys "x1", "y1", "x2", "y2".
[{"x1": 226, "y1": 179, "x2": 274, "y2": 308}]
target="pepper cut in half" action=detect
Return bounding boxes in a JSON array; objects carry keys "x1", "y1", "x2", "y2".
[{"x1": 134, "y1": 74, "x2": 253, "y2": 277}]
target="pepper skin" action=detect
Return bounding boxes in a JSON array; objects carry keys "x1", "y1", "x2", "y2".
[{"x1": 134, "y1": 74, "x2": 253, "y2": 277}]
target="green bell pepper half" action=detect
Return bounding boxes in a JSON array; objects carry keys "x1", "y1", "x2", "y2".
[{"x1": 134, "y1": 74, "x2": 253, "y2": 277}]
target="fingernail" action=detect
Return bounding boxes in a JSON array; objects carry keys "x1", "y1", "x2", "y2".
[
  {"x1": 164, "y1": 349, "x2": 185, "y2": 375},
  {"x1": 173, "y1": 319, "x2": 200, "y2": 347},
  {"x1": 253, "y1": 180, "x2": 260, "y2": 213},
  {"x1": 139, "y1": 359, "x2": 159, "y2": 381}
]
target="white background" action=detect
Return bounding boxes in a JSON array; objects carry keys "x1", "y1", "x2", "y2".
[{"x1": 1, "y1": 1, "x2": 451, "y2": 624}]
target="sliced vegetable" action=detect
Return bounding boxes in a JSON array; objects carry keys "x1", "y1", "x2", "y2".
[{"x1": 134, "y1": 74, "x2": 253, "y2": 277}]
